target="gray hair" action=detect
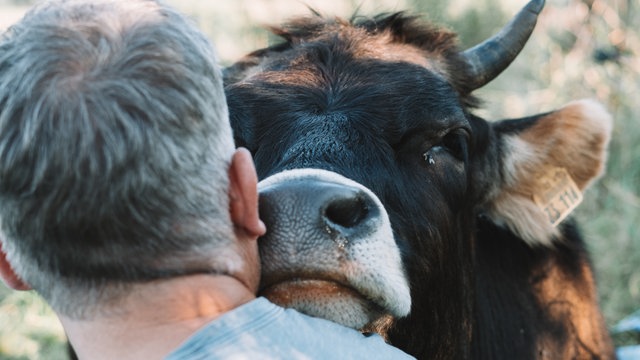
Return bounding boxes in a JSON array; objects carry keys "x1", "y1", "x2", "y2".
[{"x1": 0, "y1": 0, "x2": 236, "y2": 317}]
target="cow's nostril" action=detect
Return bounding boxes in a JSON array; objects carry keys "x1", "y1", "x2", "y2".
[{"x1": 324, "y1": 195, "x2": 369, "y2": 228}]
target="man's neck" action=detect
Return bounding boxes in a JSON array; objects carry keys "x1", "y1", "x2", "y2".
[{"x1": 60, "y1": 274, "x2": 256, "y2": 360}]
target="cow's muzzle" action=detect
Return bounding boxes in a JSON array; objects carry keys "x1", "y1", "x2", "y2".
[{"x1": 257, "y1": 168, "x2": 411, "y2": 329}]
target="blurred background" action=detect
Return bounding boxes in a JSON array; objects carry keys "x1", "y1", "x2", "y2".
[{"x1": 0, "y1": 0, "x2": 638, "y2": 358}]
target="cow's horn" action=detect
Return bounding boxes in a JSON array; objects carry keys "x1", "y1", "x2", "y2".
[{"x1": 462, "y1": 0, "x2": 545, "y2": 90}]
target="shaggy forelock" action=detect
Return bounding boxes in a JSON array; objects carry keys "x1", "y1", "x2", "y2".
[{"x1": 0, "y1": 0, "x2": 235, "y2": 316}]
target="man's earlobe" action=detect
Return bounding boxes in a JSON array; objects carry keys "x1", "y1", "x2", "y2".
[
  {"x1": 228, "y1": 148, "x2": 266, "y2": 237},
  {"x1": 0, "y1": 241, "x2": 31, "y2": 291}
]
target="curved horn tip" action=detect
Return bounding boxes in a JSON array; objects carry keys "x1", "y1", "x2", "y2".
[
  {"x1": 525, "y1": 0, "x2": 545, "y2": 15},
  {"x1": 461, "y1": 0, "x2": 546, "y2": 91}
]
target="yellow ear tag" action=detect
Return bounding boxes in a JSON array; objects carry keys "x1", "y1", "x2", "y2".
[{"x1": 532, "y1": 167, "x2": 584, "y2": 227}]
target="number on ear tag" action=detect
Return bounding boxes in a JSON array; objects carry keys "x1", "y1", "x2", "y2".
[{"x1": 533, "y1": 167, "x2": 584, "y2": 227}]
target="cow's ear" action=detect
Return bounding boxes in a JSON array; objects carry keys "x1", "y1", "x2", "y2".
[{"x1": 484, "y1": 99, "x2": 612, "y2": 246}]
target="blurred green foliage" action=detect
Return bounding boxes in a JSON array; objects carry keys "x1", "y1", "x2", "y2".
[
  {"x1": 0, "y1": 285, "x2": 66, "y2": 359},
  {"x1": 0, "y1": 0, "x2": 638, "y2": 358}
]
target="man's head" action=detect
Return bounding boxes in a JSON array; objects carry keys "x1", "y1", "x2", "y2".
[{"x1": 0, "y1": 0, "x2": 263, "y2": 317}]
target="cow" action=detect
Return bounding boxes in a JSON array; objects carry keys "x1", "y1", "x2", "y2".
[{"x1": 223, "y1": 0, "x2": 616, "y2": 358}]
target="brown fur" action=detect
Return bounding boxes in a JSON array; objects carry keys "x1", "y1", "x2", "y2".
[
  {"x1": 225, "y1": 12, "x2": 481, "y2": 108},
  {"x1": 533, "y1": 258, "x2": 615, "y2": 359}
]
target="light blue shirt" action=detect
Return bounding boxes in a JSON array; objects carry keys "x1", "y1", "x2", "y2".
[{"x1": 166, "y1": 297, "x2": 415, "y2": 359}]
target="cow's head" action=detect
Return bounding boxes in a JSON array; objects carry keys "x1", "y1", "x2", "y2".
[{"x1": 224, "y1": 0, "x2": 611, "y2": 355}]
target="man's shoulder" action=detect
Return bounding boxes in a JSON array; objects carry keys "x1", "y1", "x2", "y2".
[{"x1": 166, "y1": 297, "x2": 415, "y2": 359}]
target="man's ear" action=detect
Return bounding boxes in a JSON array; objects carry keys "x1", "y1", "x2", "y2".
[
  {"x1": 0, "y1": 240, "x2": 31, "y2": 290},
  {"x1": 484, "y1": 99, "x2": 612, "y2": 246},
  {"x1": 228, "y1": 148, "x2": 266, "y2": 238}
]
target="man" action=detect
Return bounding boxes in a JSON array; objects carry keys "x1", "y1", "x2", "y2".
[{"x1": 0, "y1": 1, "x2": 413, "y2": 358}]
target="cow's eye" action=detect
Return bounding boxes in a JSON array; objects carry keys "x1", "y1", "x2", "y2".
[
  {"x1": 423, "y1": 130, "x2": 469, "y2": 165},
  {"x1": 440, "y1": 130, "x2": 468, "y2": 161}
]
